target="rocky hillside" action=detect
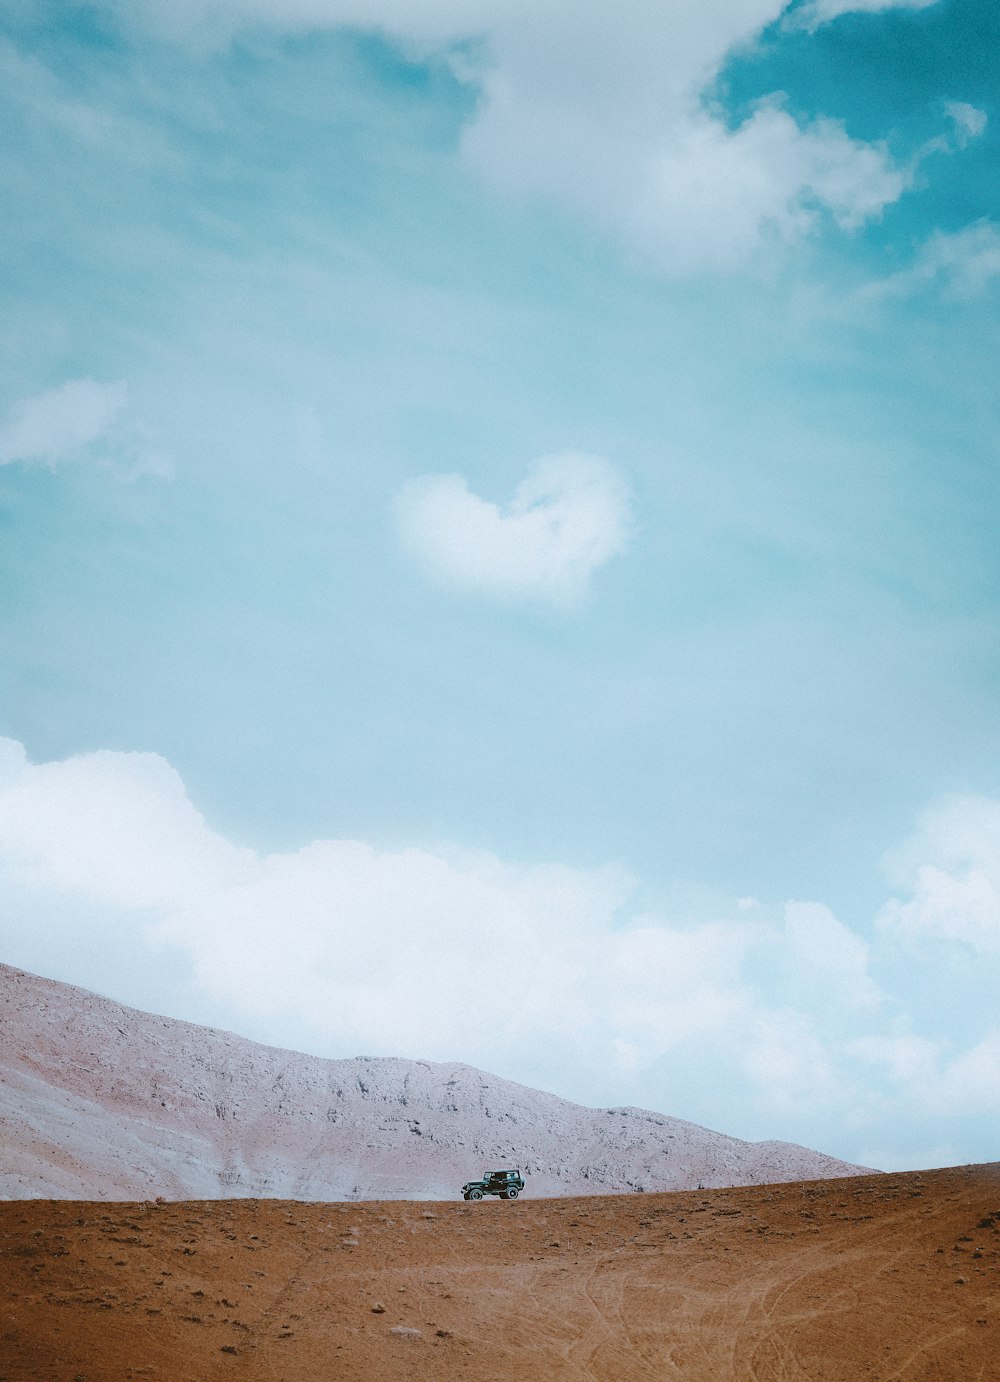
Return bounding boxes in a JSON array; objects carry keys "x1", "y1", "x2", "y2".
[{"x1": 0, "y1": 963, "x2": 873, "y2": 1200}]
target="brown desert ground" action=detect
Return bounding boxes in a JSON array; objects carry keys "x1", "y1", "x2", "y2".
[{"x1": 1, "y1": 1162, "x2": 997, "y2": 1380}]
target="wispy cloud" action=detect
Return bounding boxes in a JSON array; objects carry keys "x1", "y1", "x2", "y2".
[
  {"x1": 0, "y1": 378, "x2": 127, "y2": 467},
  {"x1": 866, "y1": 221, "x2": 1000, "y2": 301},
  {"x1": 944, "y1": 100, "x2": 988, "y2": 148},
  {"x1": 0, "y1": 37, "x2": 181, "y2": 169},
  {"x1": 395, "y1": 453, "x2": 631, "y2": 605},
  {"x1": 792, "y1": 0, "x2": 939, "y2": 30},
  {"x1": 0, "y1": 376, "x2": 174, "y2": 479}
]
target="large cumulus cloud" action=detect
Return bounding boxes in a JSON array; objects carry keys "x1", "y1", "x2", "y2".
[
  {"x1": 2, "y1": 737, "x2": 998, "y2": 1166},
  {"x1": 99, "y1": 0, "x2": 952, "y2": 272}
]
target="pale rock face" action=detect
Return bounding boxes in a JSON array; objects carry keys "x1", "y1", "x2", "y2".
[{"x1": 0, "y1": 964, "x2": 872, "y2": 1200}]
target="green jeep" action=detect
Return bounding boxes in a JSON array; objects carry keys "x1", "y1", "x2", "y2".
[{"x1": 461, "y1": 1168, "x2": 525, "y2": 1200}]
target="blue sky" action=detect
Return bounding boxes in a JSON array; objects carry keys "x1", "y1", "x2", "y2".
[{"x1": 1, "y1": 0, "x2": 998, "y2": 1171}]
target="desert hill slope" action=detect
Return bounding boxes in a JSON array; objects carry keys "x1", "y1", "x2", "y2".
[
  {"x1": 1, "y1": 962, "x2": 870, "y2": 1200},
  {"x1": 3, "y1": 1165, "x2": 998, "y2": 1379}
]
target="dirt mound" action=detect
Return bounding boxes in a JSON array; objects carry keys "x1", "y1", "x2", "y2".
[
  {"x1": 1, "y1": 1164, "x2": 996, "y2": 1379},
  {"x1": 1, "y1": 962, "x2": 869, "y2": 1201}
]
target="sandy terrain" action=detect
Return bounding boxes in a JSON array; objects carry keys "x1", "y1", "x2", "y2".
[
  {"x1": 1, "y1": 964, "x2": 869, "y2": 1200},
  {"x1": 1, "y1": 1163, "x2": 996, "y2": 1380}
]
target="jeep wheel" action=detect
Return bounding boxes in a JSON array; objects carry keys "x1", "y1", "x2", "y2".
[
  {"x1": 507, "y1": 1188, "x2": 519, "y2": 1199},
  {"x1": 469, "y1": 1188, "x2": 483, "y2": 1201}
]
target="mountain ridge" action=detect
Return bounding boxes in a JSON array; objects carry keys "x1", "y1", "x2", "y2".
[{"x1": 0, "y1": 962, "x2": 874, "y2": 1200}]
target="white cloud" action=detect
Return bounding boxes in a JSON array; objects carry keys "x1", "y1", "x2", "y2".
[
  {"x1": 944, "y1": 101, "x2": 988, "y2": 147},
  {"x1": 106, "y1": 0, "x2": 936, "y2": 272},
  {"x1": 914, "y1": 222, "x2": 1000, "y2": 298},
  {"x1": 455, "y1": 2, "x2": 910, "y2": 273},
  {"x1": 0, "y1": 378, "x2": 127, "y2": 467},
  {"x1": 877, "y1": 794, "x2": 1000, "y2": 954},
  {"x1": 783, "y1": 900, "x2": 882, "y2": 1009},
  {"x1": 395, "y1": 452, "x2": 631, "y2": 604},
  {"x1": 851, "y1": 1033, "x2": 942, "y2": 1085},
  {"x1": 793, "y1": 0, "x2": 939, "y2": 29},
  {"x1": 2, "y1": 737, "x2": 997, "y2": 1161},
  {"x1": 859, "y1": 221, "x2": 1000, "y2": 303},
  {"x1": 0, "y1": 745, "x2": 252, "y2": 909},
  {"x1": 740, "y1": 1009, "x2": 849, "y2": 1111},
  {"x1": 461, "y1": 61, "x2": 907, "y2": 274},
  {"x1": 608, "y1": 919, "x2": 756, "y2": 1052},
  {"x1": 940, "y1": 1031, "x2": 1000, "y2": 1114},
  {"x1": 0, "y1": 738, "x2": 758, "y2": 1077},
  {"x1": 852, "y1": 1031, "x2": 1000, "y2": 1117}
]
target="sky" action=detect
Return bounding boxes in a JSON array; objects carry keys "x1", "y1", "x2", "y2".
[{"x1": 1, "y1": 0, "x2": 998, "y2": 1172}]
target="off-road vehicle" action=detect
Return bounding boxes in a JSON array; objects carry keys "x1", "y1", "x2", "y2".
[{"x1": 461, "y1": 1168, "x2": 524, "y2": 1200}]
